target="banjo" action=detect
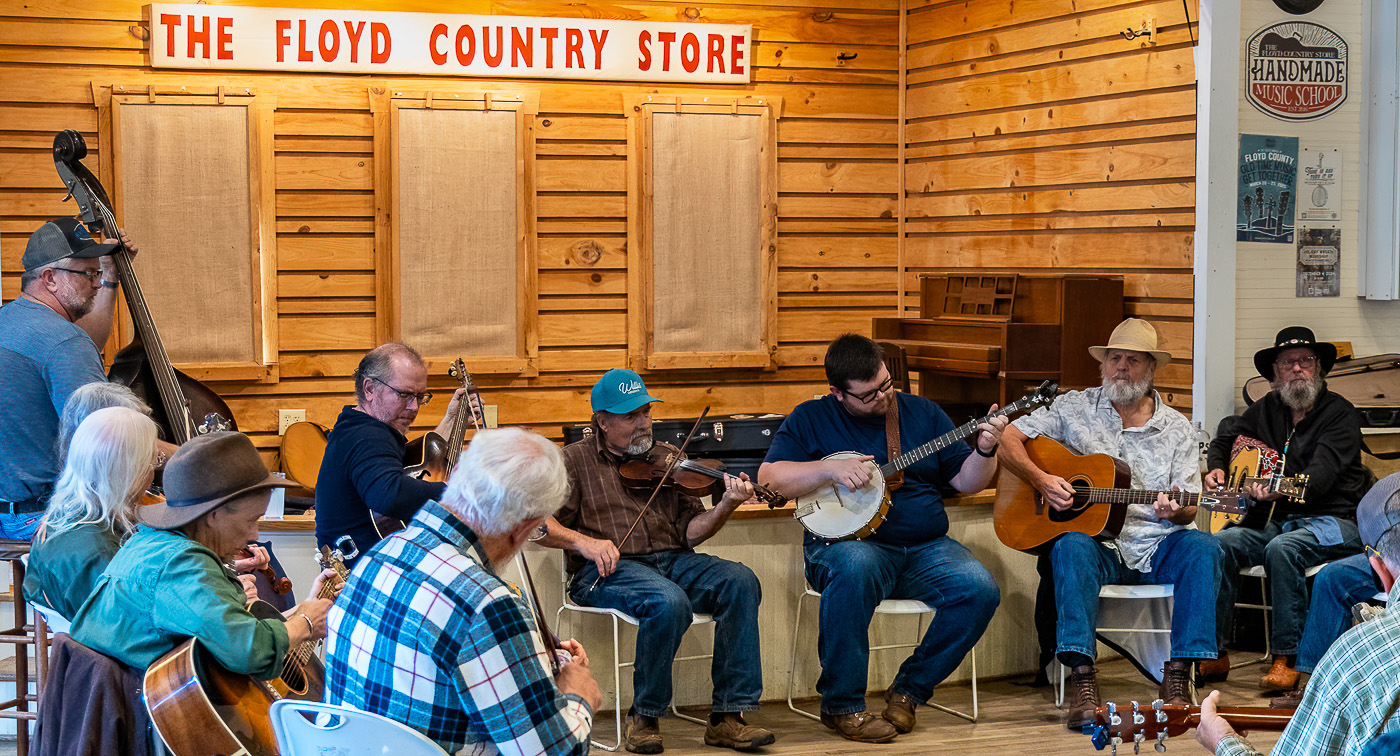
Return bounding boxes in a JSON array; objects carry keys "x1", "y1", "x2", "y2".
[{"x1": 794, "y1": 381, "x2": 1058, "y2": 539}]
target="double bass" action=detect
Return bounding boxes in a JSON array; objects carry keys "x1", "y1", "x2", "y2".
[{"x1": 51, "y1": 129, "x2": 235, "y2": 443}]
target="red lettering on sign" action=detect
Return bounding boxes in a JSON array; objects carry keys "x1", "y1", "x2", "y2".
[
  {"x1": 638, "y1": 30, "x2": 652, "y2": 71},
  {"x1": 188, "y1": 14, "x2": 211, "y2": 59},
  {"x1": 216, "y1": 17, "x2": 233, "y2": 60},
  {"x1": 565, "y1": 28, "x2": 583, "y2": 68},
  {"x1": 540, "y1": 27, "x2": 558, "y2": 68},
  {"x1": 511, "y1": 26, "x2": 533, "y2": 67},
  {"x1": 483, "y1": 25, "x2": 504, "y2": 67},
  {"x1": 344, "y1": 21, "x2": 366, "y2": 63},
  {"x1": 275, "y1": 19, "x2": 290, "y2": 62},
  {"x1": 680, "y1": 32, "x2": 699, "y2": 73},
  {"x1": 429, "y1": 24, "x2": 448, "y2": 65},
  {"x1": 370, "y1": 22, "x2": 390, "y2": 64},
  {"x1": 588, "y1": 29, "x2": 608, "y2": 70},
  {"x1": 456, "y1": 24, "x2": 475, "y2": 65},
  {"x1": 297, "y1": 20, "x2": 312, "y2": 62},
  {"x1": 318, "y1": 19, "x2": 339, "y2": 62},
  {"x1": 706, "y1": 33, "x2": 723, "y2": 73},
  {"x1": 730, "y1": 35, "x2": 745, "y2": 75},
  {"x1": 656, "y1": 31, "x2": 675, "y2": 72},
  {"x1": 161, "y1": 14, "x2": 181, "y2": 58}
]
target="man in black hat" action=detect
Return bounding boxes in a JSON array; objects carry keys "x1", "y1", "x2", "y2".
[
  {"x1": 0, "y1": 218, "x2": 140, "y2": 540},
  {"x1": 70, "y1": 431, "x2": 334, "y2": 678},
  {"x1": 1204, "y1": 326, "x2": 1369, "y2": 689}
]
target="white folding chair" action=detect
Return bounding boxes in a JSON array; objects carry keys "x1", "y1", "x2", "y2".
[
  {"x1": 269, "y1": 699, "x2": 450, "y2": 756},
  {"x1": 1054, "y1": 584, "x2": 1189, "y2": 706},
  {"x1": 1232, "y1": 562, "x2": 1328, "y2": 666},
  {"x1": 555, "y1": 565, "x2": 715, "y2": 752},
  {"x1": 786, "y1": 586, "x2": 978, "y2": 723}
]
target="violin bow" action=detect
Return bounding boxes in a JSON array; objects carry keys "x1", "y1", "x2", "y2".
[
  {"x1": 516, "y1": 554, "x2": 564, "y2": 676},
  {"x1": 589, "y1": 407, "x2": 711, "y2": 590}
]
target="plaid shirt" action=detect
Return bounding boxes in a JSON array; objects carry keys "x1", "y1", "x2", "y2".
[
  {"x1": 1217, "y1": 581, "x2": 1400, "y2": 756},
  {"x1": 325, "y1": 499, "x2": 593, "y2": 756},
  {"x1": 557, "y1": 434, "x2": 705, "y2": 573}
]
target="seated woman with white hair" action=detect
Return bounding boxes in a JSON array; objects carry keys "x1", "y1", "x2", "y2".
[{"x1": 24, "y1": 405, "x2": 158, "y2": 625}]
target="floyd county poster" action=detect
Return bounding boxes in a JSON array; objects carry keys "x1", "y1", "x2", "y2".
[{"x1": 1238, "y1": 134, "x2": 1299, "y2": 243}]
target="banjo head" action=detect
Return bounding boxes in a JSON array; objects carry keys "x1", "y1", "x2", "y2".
[{"x1": 794, "y1": 451, "x2": 889, "y2": 539}]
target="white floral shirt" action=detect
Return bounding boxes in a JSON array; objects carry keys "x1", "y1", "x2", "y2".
[{"x1": 1013, "y1": 386, "x2": 1201, "y2": 571}]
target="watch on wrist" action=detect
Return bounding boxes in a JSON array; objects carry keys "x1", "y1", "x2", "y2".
[{"x1": 99, "y1": 279, "x2": 118, "y2": 289}]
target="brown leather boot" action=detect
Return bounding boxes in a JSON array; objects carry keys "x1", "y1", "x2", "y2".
[
  {"x1": 882, "y1": 691, "x2": 917, "y2": 734},
  {"x1": 704, "y1": 714, "x2": 775, "y2": 750},
  {"x1": 1260, "y1": 655, "x2": 1300, "y2": 692},
  {"x1": 1198, "y1": 653, "x2": 1230, "y2": 682},
  {"x1": 1159, "y1": 660, "x2": 1193, "y2": 706},
  {"x1": 1269, "y1": 688, "x2": 1305, "y2": 709},
  {"x1": 819, "y1": 711, "x2": 898, "y2": 744},
  {"x1": 1065, "y1": 665, "x2": 1100, "y2": 731},
  {"x1": 624, "y1": 712, "x2": 664, "y2": 754}
]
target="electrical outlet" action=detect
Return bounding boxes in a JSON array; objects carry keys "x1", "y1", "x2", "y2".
[
  {"x1": 484, "y1": 405, "x2": 499, "y2": 429},
  {"x1": 278, "y1": 409, "x2": 306, "y2": 435}
]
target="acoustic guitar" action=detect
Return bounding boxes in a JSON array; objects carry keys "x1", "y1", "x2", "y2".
[
  {"x1": 1082, "y1": 699, "x2": 1290, "y2": 754},
  {"x1": 993, "y1": 436, "x2": 1249, "y2": 553},
  {"x1": 279, "y1": 421, "x2": 329, "y2": 490},
  {"x1": 793, "y1": 381, "x2": 1057, "y2": 540},
  {"x1": 145, "y1": 546, "x2": 347, "y2": 756},
  {"x1": 1205, "y1": 436, "x2": 1309, "y2": 533}
]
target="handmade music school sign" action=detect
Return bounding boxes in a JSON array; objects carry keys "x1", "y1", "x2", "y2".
[{"x1": 147, "y1": 4, "x2": 753, "y2": 84}]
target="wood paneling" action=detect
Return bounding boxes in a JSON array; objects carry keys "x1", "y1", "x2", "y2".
[
  {"x1": 902, "y1": 0, "x2": 1197, "y2": 408},
  {"x1": 0, "y1": 0, "x2": 899, "y2": 452}
]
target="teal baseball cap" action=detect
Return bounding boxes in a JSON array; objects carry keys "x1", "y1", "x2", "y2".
[{"x1": 591, "y1": 368, "x2": 663, "y2": 414}]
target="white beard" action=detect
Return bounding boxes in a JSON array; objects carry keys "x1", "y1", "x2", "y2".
[
  {"x1": 1276, "y1": 373, "x2": 1323, "y2": 413},
  {"x1": 1101, "y1": 373, "x2": 1153, "y2": 405}
]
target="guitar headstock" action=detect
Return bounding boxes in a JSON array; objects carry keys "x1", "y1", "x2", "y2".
[
  {"x1": 1274, "y1": 474, "x2": 1308, "y2": 502},
  {"x1": 1024, "y1": 381, "x2": 1059, "y2": 410},
  {"x1": 1199, "y1": 491, "x2": 1249, "y2": 515},
  {"x1": 1085, "y1": 699, "x2": 1190, "y2": 753},
  {"x1": 318, "y1": 545, "x2": 350, "y2": 585}
]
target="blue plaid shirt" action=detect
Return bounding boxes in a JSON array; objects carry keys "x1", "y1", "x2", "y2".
[{"x1": 325, "y1": 499, "x2": 593, "y2": 756}]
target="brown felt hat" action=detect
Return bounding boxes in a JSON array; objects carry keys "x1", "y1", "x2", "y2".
[{"x1": 139, "y1": 431, "x2": 292, "y2": 529}]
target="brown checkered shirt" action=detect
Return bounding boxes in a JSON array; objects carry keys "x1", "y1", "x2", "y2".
[{"x1": 557, "y1": 433, "x2": 705, "y2": 574}]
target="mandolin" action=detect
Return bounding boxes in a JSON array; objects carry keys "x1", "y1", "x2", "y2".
[
  {"x1": 1082, "y1": 699, "x2": 1291, "y2": 754},
  {"x1": 52, "y1": 129, "x2": 235, "y2": 445},
  {"x1": 993, "y1": 436, "x2": 1249, "y2": 553}
]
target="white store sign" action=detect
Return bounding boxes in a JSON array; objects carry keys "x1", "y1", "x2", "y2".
[{"x1": 148, "y1": 4, "x2": 753, "y2": 84}]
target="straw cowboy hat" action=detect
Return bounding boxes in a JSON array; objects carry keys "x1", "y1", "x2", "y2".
[
  {"x1": 1087, "y1": 318, "x2": 1172, "y2": 368},
  {"x1": 140, "y1": 432, "x2": 292, "y2": 529}
]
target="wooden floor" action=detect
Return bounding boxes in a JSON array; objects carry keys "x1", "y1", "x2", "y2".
[{"x1": 647, "y1": 657, "x2": 1285, "y2": 756}]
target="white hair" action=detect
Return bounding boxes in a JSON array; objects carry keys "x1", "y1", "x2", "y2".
[
  {"x1": 441, "y1": 427, "x2": 569, "y2": 537},
  {"x1": 42, "y1": 406, "x2": 157, "y2": 539},
  {"x1": 57, "y1": 382, "x2": 151, "y2": 464}
]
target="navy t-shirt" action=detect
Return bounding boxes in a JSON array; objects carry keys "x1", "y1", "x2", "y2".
[{"x1": 764, "y1": 393, "x2": 971, "y2": 545}]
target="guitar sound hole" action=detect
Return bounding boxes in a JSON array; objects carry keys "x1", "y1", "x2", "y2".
[
  {"x1": 281, "y1": 662, "x2": 307, "y2": 695},
  {"x1": 1046, "y1": 479, "x2": 1093, "y2": 524}
]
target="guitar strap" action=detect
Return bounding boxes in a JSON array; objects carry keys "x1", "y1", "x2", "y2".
[{"x1": 885, "y1": 395, "x2": 903, "y2": 490}]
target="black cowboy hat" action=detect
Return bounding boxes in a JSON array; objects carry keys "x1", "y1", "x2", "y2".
[
  {"x1": 1272, "y1": 0, "x2": 1325, "y2": 14},
  {"x1": 1253, "y1": 326, "x2": 1338, "y2": 382}
]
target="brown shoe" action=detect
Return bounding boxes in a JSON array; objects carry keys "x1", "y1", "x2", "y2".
[
  {"x1": 882, "y1": 691, "x2": 917, "y2": 734},
  {"x1": 1260, "y1": 656, "x2": 1300, "y2": 692},
  {"x1": 1065, "y1": 665, "x2": 1101, "y2": 731},
  {"x1": 625, "y1": 712, "x2": 664, "y2": 754},
  {"x1": 1199, "y1": 653, "x2": 1230, "y2": 682},
  {"x1": 704, "y1": 714, "x2": 775, "y2": 751},
  {"x1": 1269, "y1": 688, "x2": 1305, "y2": 709},
  {"x1": 819, "y1": 711, "x2": 898, "y2": 744},
  {"x1": 1159, "y1": 660, "x2": 1193, "y2": 706}
]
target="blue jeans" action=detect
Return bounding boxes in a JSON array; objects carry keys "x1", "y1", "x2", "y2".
[
  {"x1": 0, "y1": 512, "x2": 41, "y2": 541},
  {"x1": 1296, "y1": 553, "x2": 1378, "y2": 673},
  {"x1": 1051, "y1": 529, "x2": 1220, "y2": 660},
  {"x1": 569, "y1": 550, "x2": 762, "y2": 717},
  {"x1": 1215, "y1": 519, "x2": 1362, "y2": 655},
  {"x1": 803, "y1": 536, "x2": 999, "y2": 715}
]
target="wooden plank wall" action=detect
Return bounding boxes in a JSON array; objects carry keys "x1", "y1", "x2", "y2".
[
  {"x1": 903, "y1": 0, "x2": 1199, "y2": 411},
  {"x1": 0, "y1": 0, "x2": 902, "y2": 463}
]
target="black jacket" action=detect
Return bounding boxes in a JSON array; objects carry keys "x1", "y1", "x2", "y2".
[
  {"x1": 1206, "y1": 385, "x2": 1369, "y2": 524},
  {"x1": 314, "y1": 405, "x2": 446, "y2": 562}
]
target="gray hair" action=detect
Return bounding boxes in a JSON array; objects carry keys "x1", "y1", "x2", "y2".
[
  {"x1": 353, "y1": 342, "x2": 425, "y2": 403},
  {"x1": 42, "y1": 406, "x2": 157, "y2": 540},
  {"x1": 440, "y1": 427, "x2": 568, "y2": 537},
  {"x1": 57, "y1": 382, "x2": 151, "y2": 465},
  {"x1": 20, "y1": 259, "x2": 64, "y2": 292}
]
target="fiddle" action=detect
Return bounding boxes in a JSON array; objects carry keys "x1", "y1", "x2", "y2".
[
  {"x1": 619, "y1": 442, "x2": 787, "y2": 508},
  {"x1": 234, "y1": 544, "x2": 292, "y2": 596}
]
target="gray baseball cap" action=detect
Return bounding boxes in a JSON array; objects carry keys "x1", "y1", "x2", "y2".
[
  {"x1": 22, "y1": 218, "x2": 118, "y2": 272},
  {"x1": 1358, "y1": 472, "x2": 1400, "y2": 549}
]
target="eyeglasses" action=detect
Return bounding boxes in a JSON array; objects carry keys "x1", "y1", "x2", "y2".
[
  {"x1": 50, "y1": 267, "x2": 102, "y2": 286},
  {"x1": 370, "y1": 376, "x2": 432, "y2": 405},
  {"x1": 846, "y1": 376, "x2": 894, "y2": 405},
  {"x1": 1275, "y1": 355, "x2": 1319, "y2": 370}
]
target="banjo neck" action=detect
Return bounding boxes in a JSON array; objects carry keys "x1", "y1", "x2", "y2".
[{"x1": 879, "y1": 393, "x2": 1042, "y2": 477}]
